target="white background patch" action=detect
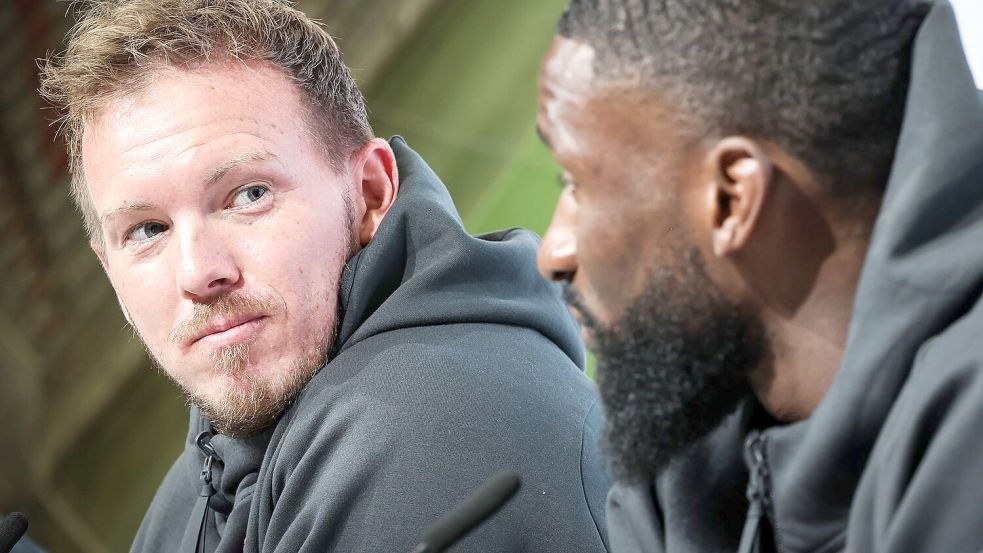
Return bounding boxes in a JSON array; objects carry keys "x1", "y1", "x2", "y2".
[{"x1": 951, "y1": 0, "x2": 983, "y2": 88}]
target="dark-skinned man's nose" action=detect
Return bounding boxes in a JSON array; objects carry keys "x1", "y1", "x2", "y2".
[
  {"x1": 537, "y1": 187, "x2": 578, "y2": 283},
  {"x1": 176, "y1": 225, "x2": 242, "y2": 303}
]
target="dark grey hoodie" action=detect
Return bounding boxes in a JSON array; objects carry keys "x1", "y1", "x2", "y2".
[
  {"x1": 607, "y1": 2, "x2": 983, "y2": 552},
  {"x1": 131, "y1": 137, "x2": 612, "y2": 552}
]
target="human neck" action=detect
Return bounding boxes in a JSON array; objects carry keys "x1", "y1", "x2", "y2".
[{"x1": 749, "y1": 229, "x2": 873, "y2": 422}]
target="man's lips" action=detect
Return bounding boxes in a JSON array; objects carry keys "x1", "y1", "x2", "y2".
[
  {"x1": 572, "y1": 313, "x2": 598, "y2": 349},
  {"x1": 188, "y1": 314, "x2": 268, "y2": 348},
  {"x1": 564, "y1": 302, "x2": 589, "y2": 330},
  {"x1": 561, "y1": 292, "x2": 604, "y2": 351},
  {"x1": 559, "y1": 303, "x2": 592, "y2": 346}
]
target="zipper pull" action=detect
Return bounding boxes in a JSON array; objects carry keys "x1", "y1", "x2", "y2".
[
  {"x1": 181, "y1": 431, "x2": 219, "y2": 553},
  {"x1": 197, "y1": 431, "x2": 218, "y2": 490},
  {"x1": 738, "y1": 431, "x2": 768, "y2": 553}
]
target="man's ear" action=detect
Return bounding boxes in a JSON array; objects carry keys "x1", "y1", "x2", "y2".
[
  {"x1": 350, "y1": 138, "x2": 399, "y2": 246},
  {"x1": 91, "y1": 240, "x2": 134, "y2": 326},
  {"x1": 704, "y1": 136, "x2": 773, "y2": 257}
]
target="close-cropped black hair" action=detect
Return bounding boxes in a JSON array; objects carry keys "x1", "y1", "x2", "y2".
[{"x1": 558, "y1": 0, "x2": 932, "y2": 194}]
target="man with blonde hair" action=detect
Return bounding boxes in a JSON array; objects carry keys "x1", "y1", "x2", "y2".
[{"x1": 39, "y1": 1, "x2": 611, "y2": 551}]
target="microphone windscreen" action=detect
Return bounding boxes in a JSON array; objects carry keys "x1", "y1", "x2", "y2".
[
  {"x1": 422, "y1": 471, "x2": 521, "y2": 553},
  {"x1": 0, "y1": 512, "x2": 28, "y2": 553}
]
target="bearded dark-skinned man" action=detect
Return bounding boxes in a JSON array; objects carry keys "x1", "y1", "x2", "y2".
[{"x1": 534, "y1": 0, "x2": 983, "y2": 551}]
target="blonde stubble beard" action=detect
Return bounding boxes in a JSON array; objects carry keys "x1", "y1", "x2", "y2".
[
  {"x1": 136, "y1": 195, "x2": 359, "y2": 437},
  {"x1": 194, "y1": 327, "x2": 331, "y2": 437},
  {"x1": 142, "y1": 289, "x2": 337, "y2": 438}
]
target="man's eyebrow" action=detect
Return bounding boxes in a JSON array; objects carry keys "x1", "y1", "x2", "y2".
[
  {"x1": 98, "y1": 152, "x2": 279, "y2": 227},
  {"x1": 204, "y1": 150, "x2": 279, "y2": 187},
  {"x1": 100, "y1": 201, "x2": 156, "y2": 226},
  {"x1": 536, "y1": 125, "x2": 553, "y2": 149}
]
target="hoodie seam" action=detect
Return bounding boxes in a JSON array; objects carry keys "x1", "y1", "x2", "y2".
[{"x1": 580, "y1": 397, "x2": 610, "y2": 552}]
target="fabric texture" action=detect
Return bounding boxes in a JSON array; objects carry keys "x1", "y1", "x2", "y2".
[
  {"x1": 607, "y1": 2, "x2": 983, "y2": 552},
  {"x1": 131, "y1": 137, "x2": 611, "y2": 552}
]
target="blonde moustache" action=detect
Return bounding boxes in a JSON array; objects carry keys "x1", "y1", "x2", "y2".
[{"x1": 168, "y1": 292, "x2": 284, "y2": 344}]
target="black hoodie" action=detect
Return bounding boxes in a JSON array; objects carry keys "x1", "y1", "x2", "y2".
[
  {"x1": 606, "y1": 3, "x2": 983, "y2": 552},
  {"x1": 131, "y1": 137, "x2": 612, "y2": 552}
]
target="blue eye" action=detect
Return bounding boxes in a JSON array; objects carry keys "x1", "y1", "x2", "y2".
[
  {"x1": 127, "y1": 221, "x2": 168, "y2": 242},
  {"x1": 231, "y1": 184, "x2": 269, "y2": 208}
]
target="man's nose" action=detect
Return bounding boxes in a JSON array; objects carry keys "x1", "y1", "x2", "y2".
[
  {"x1": 537, "y1": 188, "x2": 578, "y2": 282},
  {"x1": 176, "y1": 223, "x2": 241, "y2": 302}
]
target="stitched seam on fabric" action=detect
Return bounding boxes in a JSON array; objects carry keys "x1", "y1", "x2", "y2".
[{"x1": 580, "y1": 397, "x2": 609, "y2": 551}]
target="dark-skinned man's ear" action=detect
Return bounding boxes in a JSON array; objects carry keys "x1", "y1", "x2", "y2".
[{"x1": 706, "y1": 136, "x2": 773, "y2": 257}]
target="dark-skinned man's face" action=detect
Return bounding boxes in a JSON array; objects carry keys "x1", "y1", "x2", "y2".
[{"x1": 535, "y1": 37, "x2": 764, "y2": 483}]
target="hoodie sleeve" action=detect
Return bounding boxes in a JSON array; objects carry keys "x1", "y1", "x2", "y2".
[{"x1": 847, "y1": 317, "x2": 983, "y2": 553}]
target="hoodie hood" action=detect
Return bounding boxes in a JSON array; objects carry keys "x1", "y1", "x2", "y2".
[
  {"x1": 335, "y1": 136, "x2": 584, "y2": 366},
  {"x1": 764, "y1": 2, "x2": 983, "y2": 550}
]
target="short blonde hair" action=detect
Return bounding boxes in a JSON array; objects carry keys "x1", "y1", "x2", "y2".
[{"x1": 39, "y1": 0, "x2": 373, "y2": 243}]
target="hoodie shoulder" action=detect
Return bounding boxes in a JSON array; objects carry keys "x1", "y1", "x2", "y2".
[{"x1": 248, "y1": 323, "x2": 610, "y2": 552}]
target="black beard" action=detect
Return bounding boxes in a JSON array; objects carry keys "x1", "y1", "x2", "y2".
[{"x1": 567, "y1": 248, "x2": 765, "y2": 484}]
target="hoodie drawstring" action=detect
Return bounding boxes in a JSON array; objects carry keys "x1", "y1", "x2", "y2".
[
  {"x1": 181, "y1": 430, "x2": 219, "y2": 553},
  {"x1": 738, "y1": 431, "x2": 782, "y2": 553}
]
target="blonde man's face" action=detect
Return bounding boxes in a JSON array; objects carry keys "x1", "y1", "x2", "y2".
[{"x1": 82, "y1": 62, "x2": 357, "y2": 435}]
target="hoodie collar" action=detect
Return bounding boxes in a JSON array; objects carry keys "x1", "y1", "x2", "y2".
[
  {"x1": 186, "y1": 407, "x2": 273, "y2": 517},
  {"x1": 334, "y1": 136, "x2": 584, "y2": 364}
]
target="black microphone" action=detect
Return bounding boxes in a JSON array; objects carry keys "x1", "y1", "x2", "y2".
[
  {"x1": 0, "y1": 512, "x2": 28, "y2": 553},
  {"x1": 410, "y1": 471, "x2": 521, "y2": 553}
]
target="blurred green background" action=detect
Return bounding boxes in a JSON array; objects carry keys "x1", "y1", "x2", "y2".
[{"x1": 0, "y1": 0, "x2": 576, "y2": 551}]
